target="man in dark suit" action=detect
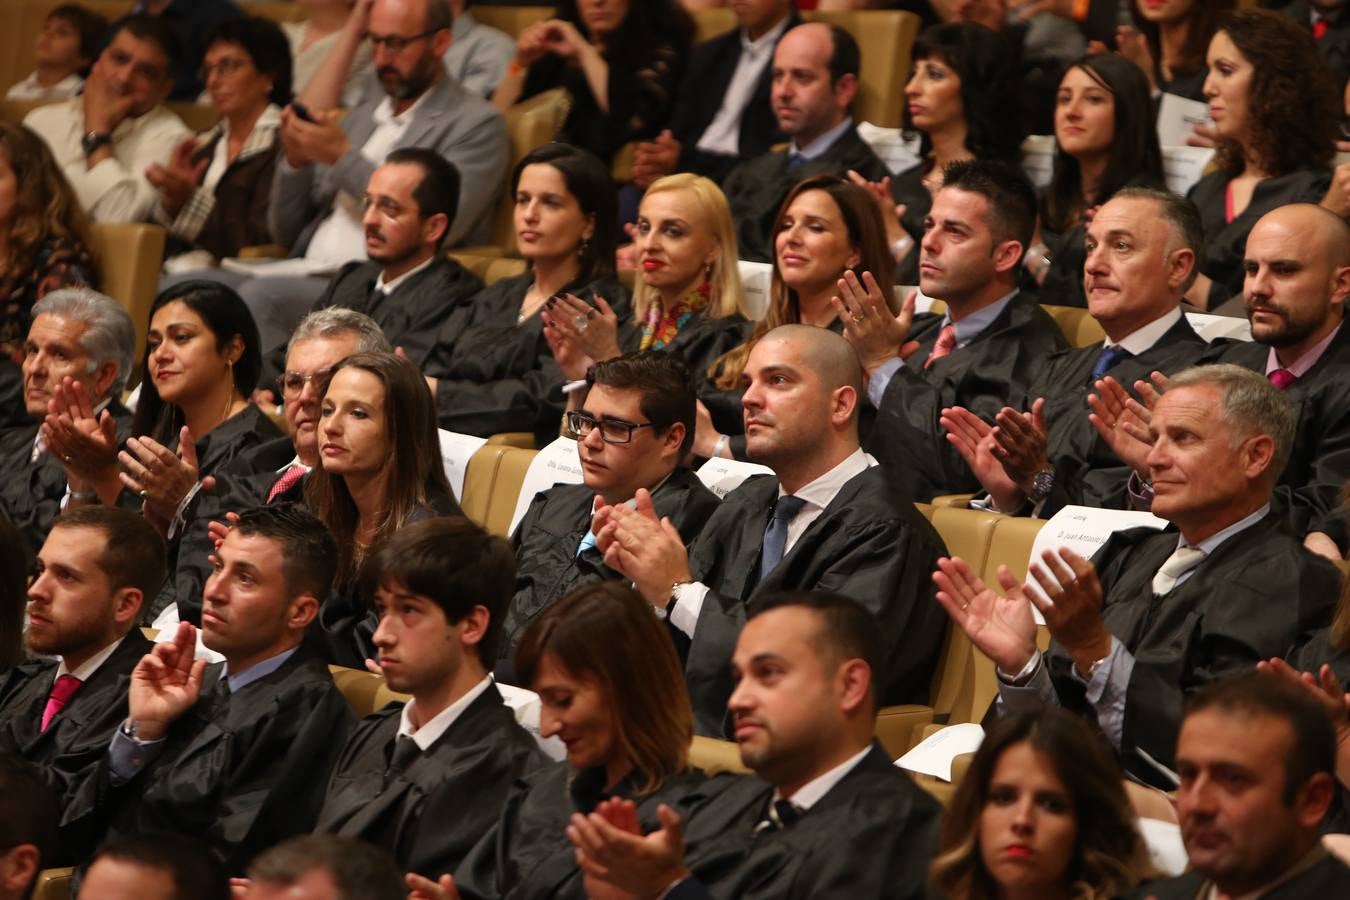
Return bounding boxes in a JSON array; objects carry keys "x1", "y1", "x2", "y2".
[
  {"x1": 721, "y1": 22, "x2": 892, "y2": 263},
  {"x1": 937, "y1": 364, "x2": 1339, "y2": 787},
  {"x1": 631, "y1": 0, "x2": 798, "y2": 186},
  {"x1": 845, "y1": 159, "x2": 1069, "y2": 502},
  {"x1": 943, "y1": 187, "x2": 1209, "y2": 516},
  {"x1": 0, "y1": 508, "x2": 164, "y2": 827},
  {"x1": 567, "y1": 592, "x2": 941, "y2": 900},
  {"x1": 62, "y1": 505, "x2": 355, "y2": 872},
  {"x1": 0, "y1": 754, "x2": 59, "y2": 900},
  {"x1": 595, "y1": 326, "x2": 947, "y2": 735},
  {"x1": 316, "y1": 517, "x2": 545, "y2": 880},
  {"x1": 504, "y1": 352, "x2": 720, "y2": 674},
  {"x1": 1129, "y1": 673, "x2": 1350, "y2": 898}
]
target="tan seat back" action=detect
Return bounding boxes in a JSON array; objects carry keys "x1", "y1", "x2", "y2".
[
  {"x1": 32, "y1": 867, "x2": 75, "y2": 900},
  {"x1": 472, "y1": 6, "x2": 553, "y2": 39},
  {"x1": 329, "y1": 665, "x2": 410, "y2": 718},
  {"x1": 802, "y1": 11, "x2": 918, "y2": 129},
  {"x1": 689, "y1": 735, "x2": 750, "y2": 775},
  {"x1": 247, "y1": 2, "x2": 308, "y2": 25},
  {"x1": 461, "y1": 443, "x2": 510, "y2": 529},
  {"x1": 165, "y1": 102, "x2": 220, "y2": 135},
  {"x1": 448, "y1": 252, "x2": 529, "y2": 286},
  {"x1": 88, "y1": 223, "x2": 166, "y2": 369},
  {"x1": 483, "y1": 446, "x2": 539, "y2": 537},
  {"x1": 1043, "y1": 303, "x2": 1107, "y2": 348}
]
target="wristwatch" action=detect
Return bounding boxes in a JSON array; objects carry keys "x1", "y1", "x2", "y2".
[
  {"x1": 1027, "y1": 466, "x2": 1056, "y2": 503},
  {"x1": 81, "y1": 130, "x2": 112, "y2": 156},
  {"x1": 667, "y1": 580, "x2": 692, "y2": 616}
]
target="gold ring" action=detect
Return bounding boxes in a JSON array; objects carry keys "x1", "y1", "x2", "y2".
[
  {"x1": 138, "y1": 489, "x2": 148, "y2": 499},
  {"x1": 852, "y1": 314, "x2": 865, "y2": 324}
]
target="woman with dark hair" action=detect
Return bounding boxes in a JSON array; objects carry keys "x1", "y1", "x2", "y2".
[
  {"x1": 424, "y1": 143, "x2": 630, "y2": 445},
  {"x1": 491, "y1": 0, "x2": 695, "y2": 163},
  {"x1": 429, "y1": 581, "x2": 703, "y2": 900},
  {"x1": 930, "y1": 707, "x2": 1154, "y2": 899},
  {"x1": 1027, "y1": 54, "x2": 1164, "y2": 307},
  {"x1": 151, "y1": 17, "x2": 292, "y2": 271},
  {"x1": 1185, "y1": 9, "x2": 1338, "y2": 312},
  {"x1": 308, "y1": 351, "x2": 461, "y2": 668},
  {"x1": 1119, "y1": 0, "x2": 1234, "y2": 101}
]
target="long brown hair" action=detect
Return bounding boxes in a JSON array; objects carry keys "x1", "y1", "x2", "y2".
[
  {"x1": 0, "y1": 122, "x2": 94, "y2": 277},
  {"x1": 514, "y1": 582, "x2": 692, "y2": 795},
  {"x1": 710, "y1": 175, "x2": 896, "y2": 390},
  {"x1": 304, "y1": 352, "x2": 452, "y2": 585}
]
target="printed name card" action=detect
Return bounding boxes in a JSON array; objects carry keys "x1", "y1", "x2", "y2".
[
  {"x1": 438, "y1": 430, "x2": 487, "y2": 503},
  {"x1": 1185, "y1": 313, "x2": 1252, "y2": 342},
  {"x1": 856, "y1": 121, "x2": 923, "y2": 175},
  {"x1": 1161, "y1": 146, "x2": 1215, "y2": 196},
  {"x1": 1026, "y1": 505, "x2": 1168, "y2": 622},
  {"x1": 1156, "y1": 93, "x2": 1213, "y2": 148},
  {"x1": 696, "y1": 456, "x2": 774, "y2": 499},
  {"x1": 896, "y1": 722, "x2": 985, "y2": 781},
  {"x1": 737, "y1": 260, "x2": 773, "y2": 321},
  {"x1": 508, "y1": 436, "x2": 584, "y2": 536},
  {"x1": 1020, "y1": 135, "x2": 1056, "y2": 189}
]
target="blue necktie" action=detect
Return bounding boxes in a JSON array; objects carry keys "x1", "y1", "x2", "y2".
[
  {"x1": 576, "y1": 530, "x2": 597, "y2": 558},
  {"x1": 760, "y1": 496, "x2": 807, "y2": 580},
  {"x1": 786, "y1": 152, "x2": 807, "y2": 170},
  {"x1": 1091, "y1": 344, "x2": 1133, "y2": 381}
]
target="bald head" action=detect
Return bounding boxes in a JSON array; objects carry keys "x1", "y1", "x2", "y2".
[
  {"x1": 771, "y1": 23, "x2": 859, "y2": 143},
  {"x1": 764, "y1": 324, "x2": 865, "y2": 399},
  {"x1": 1253, "y1": 204, "x2": 1350, "y2": 268}
]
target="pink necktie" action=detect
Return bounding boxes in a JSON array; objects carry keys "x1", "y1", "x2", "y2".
[
  {"x1": 41, "y1": 674, "x2": 81, "y2": 732},
  {"x1": 925, "y1": 324, "x2": 958, "y2": 370},
  {"x1": 1268, "y1": 368, "x2": 1296, "y2": 391},
  {"x1": 267, "y1": 464, "x2": 305, "y2": 503}
]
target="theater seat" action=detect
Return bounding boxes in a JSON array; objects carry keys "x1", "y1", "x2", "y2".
[
  {"x1": 0, "y1": 96, "x2": 56, "y2": 125},
  {"x1": 929, "y1": 506, "x2": 1000, "y2": 579},
  {"x1": 689, "y1": 735, "x2": 750, "y2": 775},
  {"x1": 461, "y1": 444, "x2": 510, "y2": 529},
  {"x1": 930, "y1": 493, "x2": 976, "y2": 509},
  {"x1": 802, "y1": 11, "x2": 918, "y2": 129},
  {"x1": 329, "y1": 665, "x2": 409, "y2": 718},
  {"x1": 486, "y1": 432, "x2": 536, "y2": 448},
  {"x1": 88, "y1": 223, "x2": 167, "y2": 369},
  {"x1": 245, "y1": 2, "x2": 308, "y2": 25},
  {"x1": 914, "y1": 502, "x2": 935, "y2": 521},
  {"x1": 1043, "y1": 303, "x2": 1106, "y2": 348},
  {"x1": 482, "y1": 446, "x2": 540, "y2": 537},
  {"x1": 165, "y1": 102, "x2": 221, "y2": 134},
  {"x1": 32, "y1": 867, "x2": 74, "y2": 900}
]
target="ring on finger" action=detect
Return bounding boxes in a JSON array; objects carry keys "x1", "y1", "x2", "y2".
[
  {"x1": 852, "y1": 314, "x2": 865, "y2": 324},
  {"x1": 573, "y1": 315, "x2": 589, "y2": 332}
]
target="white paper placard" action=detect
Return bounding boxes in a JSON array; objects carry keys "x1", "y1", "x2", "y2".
[
  {"x1": 1185, "y1": 312, "x2": 1252, "y2": 342},
  {"x1": 1161, "y1": 146, "x2": 1215, "y2": 196},
  {"x1": 896, "y1": 722, "x2": 985, "y2": 781},
  {"x1": 737, "y1": 259, "x2": 773, "y2": 321},
  {"x1": 1157, "y1": 93, "x2": 1213, "y2": 148},
  {"x1": 856, "y1": 121, "x2": 923, "y2": 176},
  {"x1": 1026, "y1": 505, "x2": 1168, "y2": 623},
  {"x1": 696, "y1": 456, "x2": 774, "y2": 499},
  {"x1": 1020, "y1": 135, "x2": 1056, "y2": 189},
  {"x1": 508, "y1": 436, "x2": 584, "y2": 536},
  {"x1": 438, "y1": 429, "x2": 487, "y2": 504},
  {"x1": 1140, "y1": 818, "x2": 1188, "y2": 876},
  {"x1": 495, "y1": 681, "x2": 566, "y2": 760}
]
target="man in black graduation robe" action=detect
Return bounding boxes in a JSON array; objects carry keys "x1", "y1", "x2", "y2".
[
  {"x1": 720, "y1": 23, "x2": 892, "y2": 263},
  {"x1": 503, "y1": 352, "x2": 721, "y2": 675},
  {"x1": 936, "y1": 366, "x2": 1338, "y2": 788},
  {"x1": 595, "y1": 327, "x2": 947, "y2": 736},
  {"x1": 846, "y1": 160, "x2": 1068, "y2": 503},
  {"x1": 567, "y1": 594, "x2": 941, "y2": 900},
  {"x1": 316, "y1": 517, "x2": 546, "y2": 879},
  {"x1": 60, "y1": 507, "x2": 355, "y2": 872}
]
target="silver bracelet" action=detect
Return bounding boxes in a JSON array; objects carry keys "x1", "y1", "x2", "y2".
[{"x1": 712, "y1": 434, "x2": 729, "y2": 459}]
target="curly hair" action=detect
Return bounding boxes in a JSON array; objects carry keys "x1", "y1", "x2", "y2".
[
  {"x1": 1211, "y1": 9, "x2": 1337, "y2": 177},
  {"x1": 0, "y1": 123, "x2": 94, "y2": 280}
]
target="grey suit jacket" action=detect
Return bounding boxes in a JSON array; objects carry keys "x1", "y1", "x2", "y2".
[{"x1": 268, "y1": 69, "x2": 507, "y2": 252}]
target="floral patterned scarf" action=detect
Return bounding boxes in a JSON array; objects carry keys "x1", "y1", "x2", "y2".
[{"x1": 638, "y1": 283, "x2": 710, "y2": 351}]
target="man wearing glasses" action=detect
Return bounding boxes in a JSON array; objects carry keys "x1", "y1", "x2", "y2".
[{"x1": 497, "y1": 351, "x2": 721, "y2": 681}]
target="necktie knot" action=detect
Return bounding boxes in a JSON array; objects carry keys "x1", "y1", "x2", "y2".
[
  {"x1": 786, "y1": 152, "x2": 807, "y2": 170},
  {"x1": 1151, "y1": 545, "x2": 1206, "y2": 595},
  {"x1": 41, "y1": 674, "x2": 82, "y2": 732},
  {"x1": 760, "y1": 495, "x2": 807, "y2": 580},
  {"x1": 757, "y1": 797, "x2": 801, "y2": 835},
  {"x1": 771, "y1": 495, "x2": 807, "y2": 522},
  {"x1": 924, "y1": 323, "x2": 958, "y2": 370},
  {"x1": 1092, "y1": 344, "x2": 1133, "y2": 381},
  {"x1": 385, "y1": 734, "x2": 421, "y2": 785},
  {"x1": 1268, "y1": 368, "x2": 1296, "y2": 391}
]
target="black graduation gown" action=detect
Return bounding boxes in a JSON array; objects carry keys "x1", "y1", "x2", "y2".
[
  {"x1": 60, "y1": 644, "x2": 356, "y2": 872},
  {"x1": 681, "y1": 466, "x2": 948, "y2": 737},
  {"x1": 1032, "y1": 315, "x2": 1208, "y2": 517},
  {"x1": 503, "y1": 469, "x2": 721, "y2": 676},
  {"x1": 453, "y1": 763, "x2": 710, "y2": 900},
  {"x1": 1281, "y1": 0, "x2": 1350, "y2": 88},
  {"x1": 722, "y1": 127, "x2": 892, "y2": 264},
  {"x1": 672, "y1": 742, "x2": 940, "y2": 900},
  {"x1": 1129, "y1": 850, "x2": 1350, "y2": 900},
  {"x1": 1188, "y1": 168, "x2": 1331, "y2": 311},
  {"x1": 315, "y1": 683, "x2": 548, "y2": 879},
  {"x1": 425, "y1": 273, "x2": 632, "y2": 445},
  {"x1": 1044, "y1": 514, "x2": 1338, "y2": 788},
  {"x1": 865, "y1": 293, "x2": 1069, "y2": 503}
]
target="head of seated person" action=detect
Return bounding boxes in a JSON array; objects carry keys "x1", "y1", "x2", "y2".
[
  {"x1": 1084, "y1": 187, "x2": 1202, "y2": 342},
  {"x1": 931, "y1": 706, "x2": 1153, "y2": 900},
  {"x1": 633, "y1": 173, "x2": 748, "y2": 331},
  {"x1": 770, "y1": 23, "x2": 859, "y2": 150},
  {"x1": 33, "y1": 4, "x2": 109, "y2": 84},
  {"x1": 201, "y1": 16, "x2": 293, "y2": 126},
  {"x1": 362, "y1": 516, "x2": 516, "y2": 712},
  {"x1": 277, "y1": 308, "x2": 390, "y2": 469},
  {"x1": 921, "y1": 158, "x2": 1037, "y2": 315},
  {"x1": 366, "y1": 0, "x2": 452, "y2": 110},
  {"x1": 76, "y1": 832, "x2": 228, "y2": 900},
  {"x1": 1242, "y1": 203, "x2": 1350, "y2": 363},
  {"x1": 27, "y1": 506, "x2": 165, "y2": 670},
  {"x1": 307, "y1": 351, "x2": 452, "y2": 585},
  {"x1": 203, "y1": 505, "x2": 337, "y2": 673},
  {"x1": 245, "y1": 834, "x2": 405, "y2": 900},
  {"x1": 21, "y1": 287, "x2": 135, "y2": 422},
  {"x1": 0, "y1": 753, "x2": 58, "y2": 900},
  {"x1": 515, "y1": 581, "x2": 692, "y2": 794},
  {"x1": 513, "y1": 143, "x2": 618, "y2": 290},
  {"x1": 730, "y1": 0, "x2": 793, "y2": 41},
  {"x1": 1174, "y1": 672, "x2": 1338, "y2": 896},
  {"x1": 729, "y1": 591, "x2": 881, "y2": 793},
  {"x1": 570, "y1": 351, "x2": 695, "y2": 506},
  {"x1": 131, "y1": 280, "x2": 262, "y2": 444},
  {"x1": 0, "y1": 121, "x2": 94, "y2": 285},
  {"x1": 1146, "y1": 363, "x2": 1294, "y2": 545},
  {"x1": 94, "y1": 14, "x2": 181, "y2": 118},
  {"x1": 362, "y1": 148, "x2": 459, "y2": 284}
]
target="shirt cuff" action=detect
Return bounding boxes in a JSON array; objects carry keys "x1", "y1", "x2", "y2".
[
  {"x1": 1069, "y1": 636, "x2": 1133, "y2": 750},
  {"x1": 108, "y1": 722, "x2": 167, "y2": 784},
  {"x1": 866, "y1": 357, "x2": 904, "y2": 408},
  {"x1": 668, "y1": 582, "x2": 710, "y2": 638},
  {"x1": 995, "y1": 651, "x2": 1060, "y2": 713}
]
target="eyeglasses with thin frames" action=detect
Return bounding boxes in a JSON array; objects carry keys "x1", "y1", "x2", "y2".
[
  {"x1": 366, "y1": 29, "x2": 438, "y2": 53},
  {"x1": 276, "y1": 368, "x2": 335, "y2": 399},
  {"x1": 567, "y1": 411, "x2": 657, "y2": 444}
]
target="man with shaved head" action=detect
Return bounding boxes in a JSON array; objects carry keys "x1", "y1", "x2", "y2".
[{"x1": 595, "y1": 325, "x2": 947, "y2": 735}]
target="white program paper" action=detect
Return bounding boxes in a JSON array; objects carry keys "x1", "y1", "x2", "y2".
[
  {"x1": 1161, "y1": 146, "x2": 1215, "y2": 196},
  {"x1": 1157, "y1": 93, "x2": 1213, "y2": 148},
  {"x1": 1026, "y1": 505, "x2": 1168, "y2": 622},
  {"x1": 696, "y1": 456, "x2": 774, "y2": 499},
  {"x1": 1185, "y1": 312, "x2": 1252, "y2": 342},
  {"x1": 1020, "y1": 135, "x2": 1056, "y2": 189},
  {"x1": 856, "y1": 121, "x2": 923, "y2": 176},
  {"x1": 737, "y1": 259, "x2": 773, "y2": 321},
  {"x1": 895, "y1": 722, "x2": 985, "y2": 781},
  {"x1": 219, "y1": 256, "x2": 340, "y2": 279},
  {"x1": 508, "y1": 436, "x2": 584, "y2": 536},
  {"x1": 438, "y1": 429, "x2": 488, "y2": 504}
]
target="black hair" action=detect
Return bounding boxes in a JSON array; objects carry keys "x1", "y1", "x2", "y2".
[
  {"x1": 941, "y1": 158, "x2": 1039, "y2": 250},
  {"x1": 205, "y1": 16, "x2": 294, "y2": 107},
  {"x1": 385, "y1": 147, "x2": 461, "y2": 250},
  {"x1": 48, "y1": 3, "x2": 109, "y2": 63},
  {"x1": 905, "y1": 22, "x2": 1023, "y2": 163},
  {"x1": 511, "y1": 143, "x2": 618, "y2": 284},
  {"x1": 0, "y1": 753, "x2": 58, "y2": 897},
  {"x1": 232, "y1": 505, "x2": 338, "y2": 602},
  {"x1": 589, "y1": 350, "x2": 697, "y2": 458},
  {"x1": 52, "y1": 506, "x2": 166, "y2": 605},
  {"x1": 112, "y1": 13, "x2": 181, "y2": 71},
  {"x1": 90, "y1": 833, "x2": 229, "y2": 900},
  {"x1": 248, "y1": 834, "x2": 404, "y2": 900},
  {"x1": 749, "y1": 591, "x2": 883, "y2": 709}
]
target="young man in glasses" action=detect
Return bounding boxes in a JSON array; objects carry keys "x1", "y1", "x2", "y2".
[{"x1": 496, "y1": 351, "x2": 720, "y2": 681}]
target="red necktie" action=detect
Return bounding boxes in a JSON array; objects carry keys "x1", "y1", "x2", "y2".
[
  {"x1": 41, "y1": 674, "x2": 81, "y2": 732},
  {"x1": 1314, "y1": 18, "x2": 1329, "y2": 40},
  {"x1": 267, "y1": 464, "x2": 305, "y2": 503},
  {"x1": 924, "y1": 324, "x2": 958, "y2": 370},
  {"x1": 1268, "y1": 368, "x2": 1296, "y2": 391}
]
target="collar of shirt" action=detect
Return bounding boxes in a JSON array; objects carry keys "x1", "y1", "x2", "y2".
[
  {"x1": 774, "y1": 744, "x2": 871, "y2": 810},
  {"x1": 778, "y1": 446, "x2": 872, "y2": 512},
  {"x1": 278, "y1": 455, "x2": 310, "y2": 475},
  {"x1": 941, "y1": 289, "x2": 1018, "y2": 347},
  {"x1": 1265, "y1": 322, "x2": 1341, "y2": 379},
  {"x1": 740, "y1": 15, "x2": 791, "y2": 55},
  {"x1": 788, "y1": 117, "x2": 853, "y2": 161},
  {"x1": 398, "y1": 674, "x2": 494, "y2": 751},
  {"x1": 56, "y1": 634, "x2": 124, "y2": 682},
  {"x1": 16, "y1": 71, "x2": 82, "y2": 96},
  {"x1": 375, "y1": 254, "x2": 436, "y2": 295},
  {"x1": 226, "y1": 646, "x2": 298, "y2": 693},
  {"x1": 220, "y1": 103, "x2": 282, "y2": 143},
  {"x1": 372, "y1": 85, "x2": 432, "y2": 128},
  {"x1": 1105, "y1": 305, "x2": 1182, "y2": 356},
  {"x1": 1202, "y1": 846, "x2": 1328, "y2": 900},
  {"x1": 1178, "y1": 503, "x2": 1271, "y2": 557}
]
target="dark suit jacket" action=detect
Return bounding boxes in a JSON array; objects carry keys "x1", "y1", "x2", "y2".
[
  {"x1": 316, "y1": 683, "x2": 547, "y2": 879},
  {"x1": 866, "y1": 293, "x2": 1069, "y2": 503},
  {"x1": 167, "y1": 127, "x2": 279, "y2": 262},
  {"x1": 1281, "y1": 0, "x2": 1350, "y2": 87},
  {"x1": 672, "y1": 742, "x2": 940, "y2": 900},
  {"x1": 1046, "y1": 514, "x2": 1338, "y2": 787},
  {"x1": 682, "y1": 465, "x2": 948, "y2": 736},
  {"x1": 1129, "y1": 851, "x2": 1350, "y2": 899}
]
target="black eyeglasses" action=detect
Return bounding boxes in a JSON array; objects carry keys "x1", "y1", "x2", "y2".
[
  {"x1": 366, "y1": 29, "x2": 438, "y2": 53},
  {"x1": 275, "y1": 368, "x2": 334, "y2": 399},
  {"x1": 567, "y1": 411, "x2": 657, "y2": 444}
]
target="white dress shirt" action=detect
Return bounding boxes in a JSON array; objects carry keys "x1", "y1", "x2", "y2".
[
  {"x1": 6, "y1": 71, "x2": 83, "y2": 102},
  {"x1": 398, "y1": 675, "x2": 494, "y2": 751},
  {"x1": 695, "y1": 17, "x2": 792, "y2": 157}
]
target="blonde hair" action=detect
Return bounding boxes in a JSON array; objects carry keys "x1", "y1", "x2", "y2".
[{"x1": 632, "y1": 174, "x2": 747, "y2": 324}]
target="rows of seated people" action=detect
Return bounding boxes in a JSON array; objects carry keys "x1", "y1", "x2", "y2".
[{"x1": 4, "y1": 0, "x2": 1350, "y2": 898}]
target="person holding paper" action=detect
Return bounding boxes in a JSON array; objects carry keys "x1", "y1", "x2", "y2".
[{"x1": 934, "y1": 364, "x2": 1339, "y2": 788}]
